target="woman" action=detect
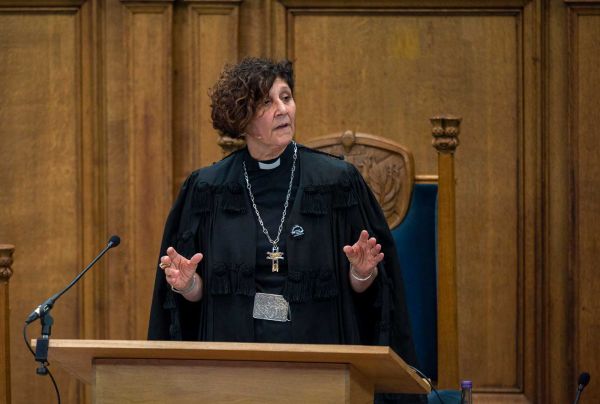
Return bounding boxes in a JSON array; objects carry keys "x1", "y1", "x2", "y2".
[{"x1": 148, "y1": 57, "x2": 422, "y2": 402}]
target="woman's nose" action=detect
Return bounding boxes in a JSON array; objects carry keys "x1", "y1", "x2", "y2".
[{"x1": 274, "y1": 99, "x2": 287, "y2": 114}]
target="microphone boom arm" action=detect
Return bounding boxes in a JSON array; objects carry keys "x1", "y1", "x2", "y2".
[{"x1": 25, "y1": 235, "x2": 120, "y2": 324}]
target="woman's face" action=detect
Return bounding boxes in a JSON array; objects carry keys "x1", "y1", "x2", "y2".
[{"x1": 244, "y1": 77, "x2": 296, "y2": 160}]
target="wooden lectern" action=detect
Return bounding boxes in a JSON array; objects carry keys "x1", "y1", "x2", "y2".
[{"x1": 45, "y1": 339, "x2": 430, "y2": 403}]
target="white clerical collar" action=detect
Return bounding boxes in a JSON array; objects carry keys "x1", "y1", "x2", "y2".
[{"x1": 258, "y1": 158, "x2": 281, "y2": 170}]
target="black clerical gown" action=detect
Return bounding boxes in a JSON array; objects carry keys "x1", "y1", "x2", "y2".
[{"x1": 148, "y1": 144, "x2": 424, "y2": 403}]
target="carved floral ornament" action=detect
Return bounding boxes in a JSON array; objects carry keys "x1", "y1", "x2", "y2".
[{"x1": 344, "y1": 150, "x2": 408, "y2": 228}]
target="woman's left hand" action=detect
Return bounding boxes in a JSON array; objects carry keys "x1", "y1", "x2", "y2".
[{"x1": 343, "y1": 229, "x2": 384, "y2": 276}]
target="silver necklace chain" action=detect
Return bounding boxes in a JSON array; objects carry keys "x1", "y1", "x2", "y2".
[{"x1": 243, "y1": 141, "x2": 298, "y2": 248}]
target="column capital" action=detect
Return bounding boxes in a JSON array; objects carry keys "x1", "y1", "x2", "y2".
[
  {"x1": 431, "y1": 115, "x2": 461, "y2": 154},
  {"x1": 0, "y1": 245, "x2": 15, "y2": 281}
]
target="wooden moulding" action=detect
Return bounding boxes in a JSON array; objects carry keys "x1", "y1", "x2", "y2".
[{"x1": 0, "y1": 0, "x2": 85, "y2": 6}]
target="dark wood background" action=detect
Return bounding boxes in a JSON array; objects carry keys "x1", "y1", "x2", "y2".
[{"x1": 0, "y1": 0, "x2": 598, "y2": 402}]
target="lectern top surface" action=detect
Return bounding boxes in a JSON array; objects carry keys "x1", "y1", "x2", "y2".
[{"x1": 36, "y1": 339, "x2": 430, "y2": 394}]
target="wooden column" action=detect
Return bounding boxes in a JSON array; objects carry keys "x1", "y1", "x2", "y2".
[
  {"x1": 0, "y1": 244, "x2": 15, "y2": 404},
  {"x1": 431, "y1": 116, "x2": 461, "y2": 389}
]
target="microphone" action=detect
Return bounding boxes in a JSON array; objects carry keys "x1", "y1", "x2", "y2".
[
  {"x1": 25, "y1": 235, "x2": 120, "y2": 324},
  {"x1": 573, "y1": 372, "x2": 591, "y2": 404}
]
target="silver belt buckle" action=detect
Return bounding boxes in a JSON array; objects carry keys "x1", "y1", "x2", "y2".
[{"x1": 253, "y1": 293, "x2": 291, "y2": 322}]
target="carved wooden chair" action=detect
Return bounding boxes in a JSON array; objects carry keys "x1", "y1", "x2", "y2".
[{"x1": 303, "y1": 117, "x2": 461, "y2": 390}]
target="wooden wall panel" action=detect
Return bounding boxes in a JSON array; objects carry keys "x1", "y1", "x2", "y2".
[
  {"x1": 0, "y1": 5, "x2": 89, "y2": 404},
  {"x1": 570, "y1": 6, "x2": 600, "y2": 403},
  {"x1": 277, "y1": 2, "x2": 538, "y2": 400},
  {"x1": 1, "y1": 0, "x2": 599, "y2": 403},
  {"x1": 545, "y1": 1, "x2": 571, "y2": 403},
  {"x1": 173, "y1": 1, "x2": 240, "y2": 184},
  {"x1": 105, "y1": 1, "x2": 173, "y2": 340}
]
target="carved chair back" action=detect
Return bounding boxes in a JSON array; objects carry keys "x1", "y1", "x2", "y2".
[{"x1": 304, "y1": 130, "x2": 415, "y2": 228}]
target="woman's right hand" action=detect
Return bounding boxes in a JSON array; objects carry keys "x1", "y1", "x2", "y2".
[{"x1": 160, "y1": 247, "x2": 203, "y2": 299}]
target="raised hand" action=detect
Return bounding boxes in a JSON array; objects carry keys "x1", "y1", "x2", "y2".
[
  {"x1": 160, "y1": 246, "x2": 203, "y2": 291},
  {"x1": 343, "y1": 230, "x2": 384, "y2": 278}
]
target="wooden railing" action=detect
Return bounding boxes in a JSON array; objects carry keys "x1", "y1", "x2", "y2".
[{"x1": 0, "y1": 244, "x2": 14, "y2": 404}]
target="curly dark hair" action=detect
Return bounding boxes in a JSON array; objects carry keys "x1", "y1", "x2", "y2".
[{"x1": 209, "y1": 57, "x2": 294, "y2": 138}]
